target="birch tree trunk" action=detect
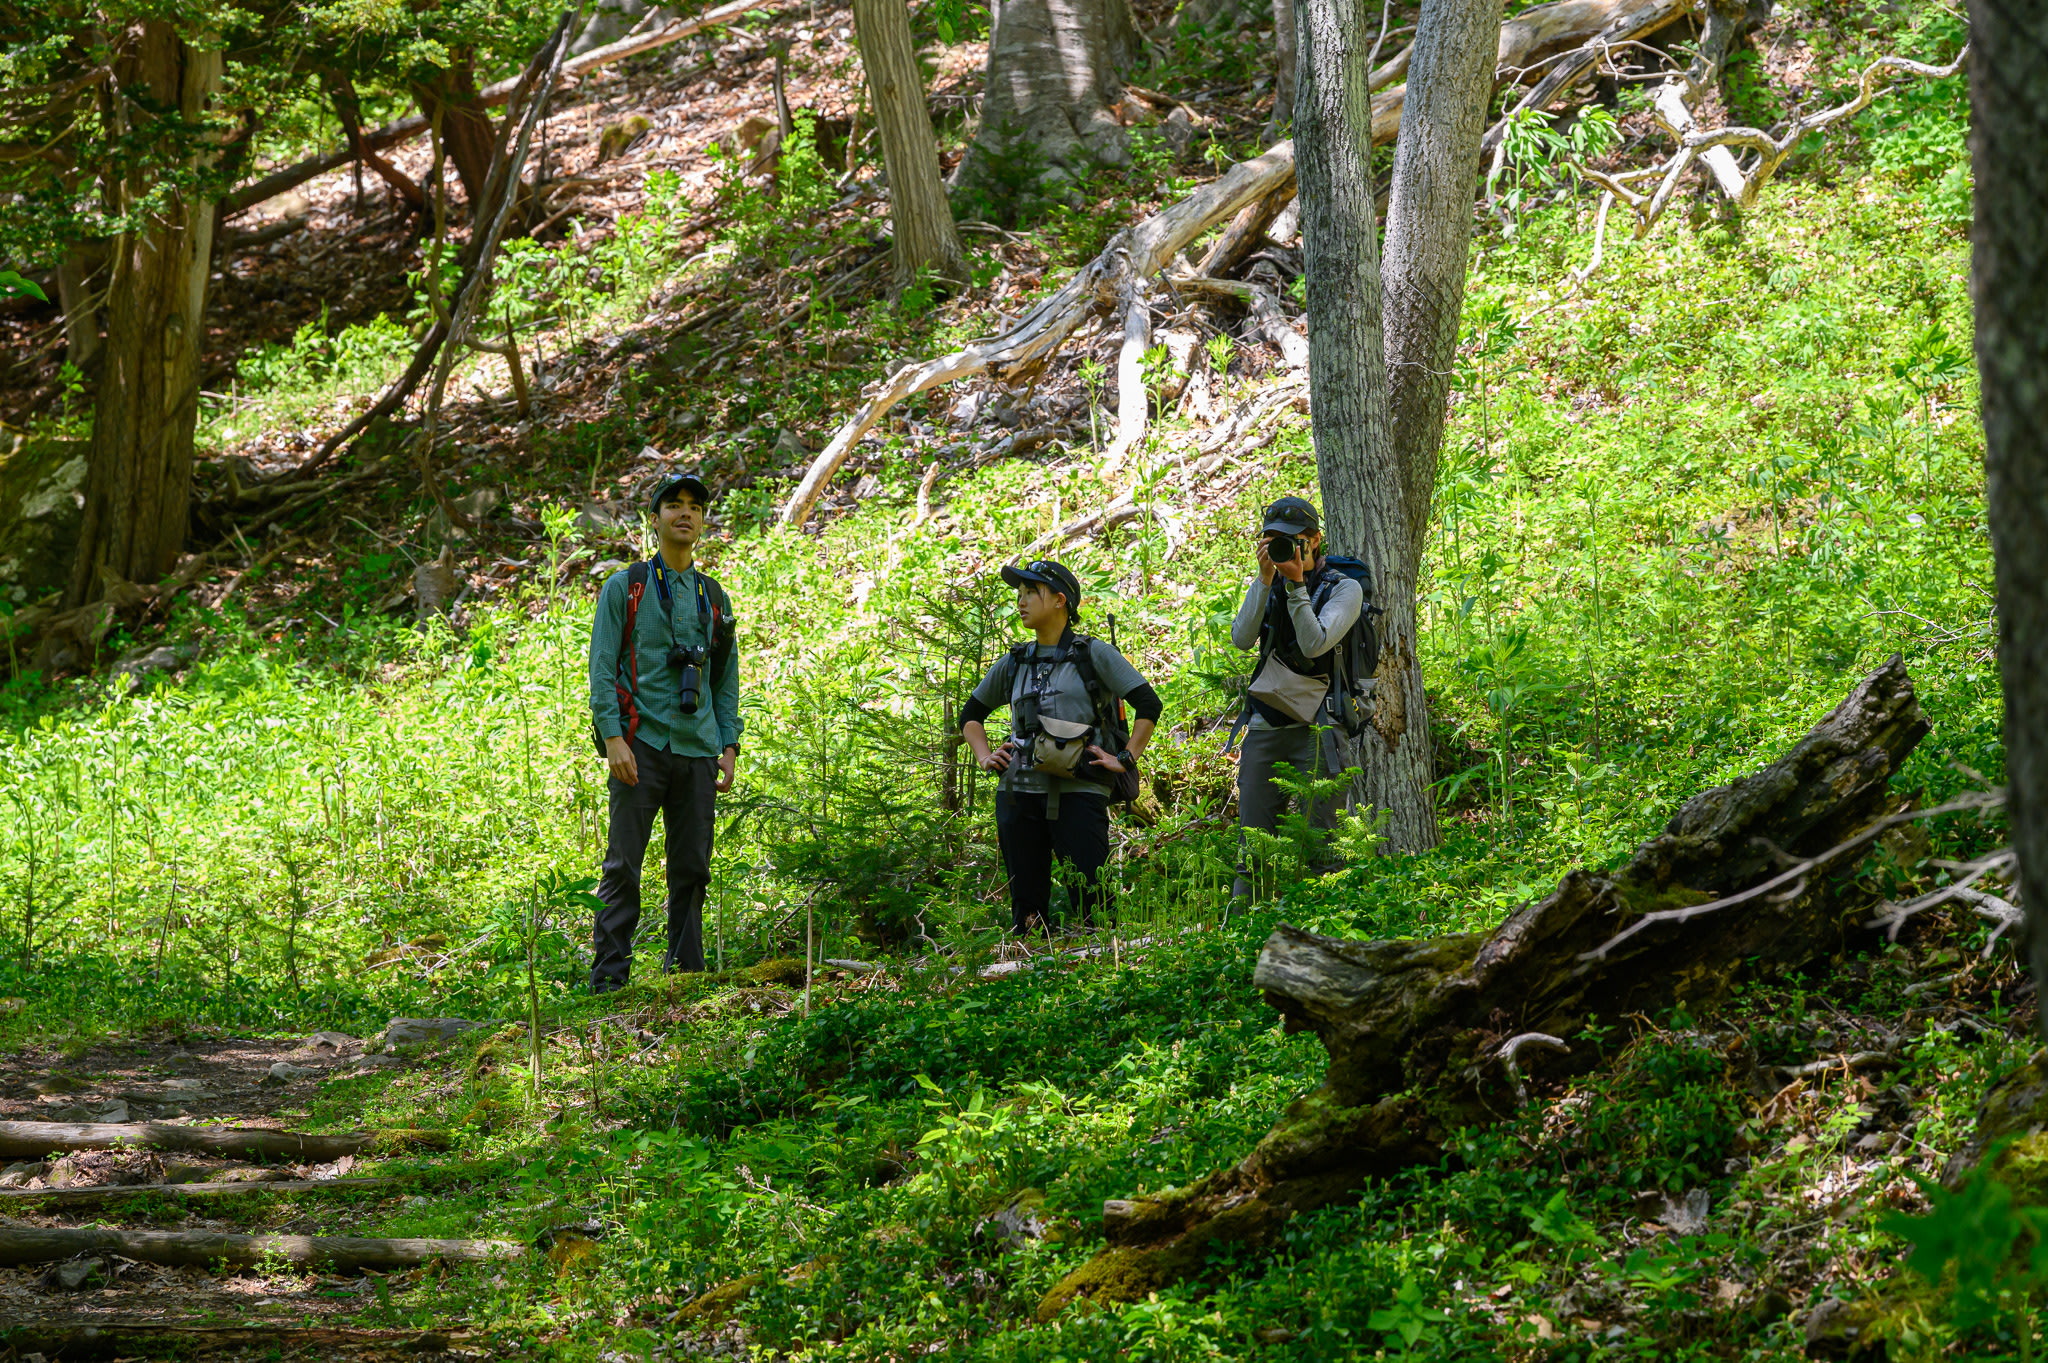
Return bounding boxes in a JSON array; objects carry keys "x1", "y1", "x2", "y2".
[
  {"x1": 853, "y1": 0, "x2": 970, "y2": 289},
  {"x1": 1964, "y1": 0, "x2": 2048, "y2": 1028},
  {"x1": 1360, "y1": 0, "x2": 1507, "y2": 852},
  {"x1": 958, "y1": 0, "x2": 1140, "y2": 197},
  {"x1": 66, "y1": 24, "x2": 221, "y2": 609}
]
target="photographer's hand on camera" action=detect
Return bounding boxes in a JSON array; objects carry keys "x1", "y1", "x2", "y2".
[{"x1": 1256, "y1": 535, "x2": 1278, "y2": 585}]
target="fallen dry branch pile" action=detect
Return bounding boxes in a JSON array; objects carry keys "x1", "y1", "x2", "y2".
[
  {"x1": 0, "y1": 1225, "x2": 518, "y2": 1271},
  {"x1": 1039, "y1": 655, "x2": 1942, "y2": 1316},
  {"x1": 0, "y1": 1121, "x2": 446, "y2": 1162},
  {"x1": 778, "y1": 0, "x2": 1700, "y2": 525}
]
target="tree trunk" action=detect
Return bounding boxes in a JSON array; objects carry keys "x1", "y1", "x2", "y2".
[
  {"x1": 1295, "y1": 0, "x2": 1438, "y2": 845},
  {"x1": 1965, "y1": 0, "x2": 2048, "y2": 1028},
  {"x1": 0, "y1": 1176, "x2": 401, "y2": 1207},
  {"x1": 1038, "y1": 658, "x2": 1928, "y2": 1316},
  {"x1": 1358, "y1": 0, "x2": 1506, "y2": 852},
  {"x1": 55, "y1": 241, "x2": 102, "y2": 375},
  {"x1": 958, "y1": 0, "x2": 1140, "y2": 197},
  {"x1": 1270, "y1": 0, "x2": 1299, "y2": 137},
  {"x1": 411, "y1": 61, "x2": 499, "y2": 209},
  {"x1": 65, "y1": 25, "x2": 220, "y2": 611},
  {"x1": 853, "y1": 0, "x2": 970, "y2": 289}
]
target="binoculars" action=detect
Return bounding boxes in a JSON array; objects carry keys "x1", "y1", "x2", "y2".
[{"x1": 668, "y1": 644, "x2": 709, "y2": 714}]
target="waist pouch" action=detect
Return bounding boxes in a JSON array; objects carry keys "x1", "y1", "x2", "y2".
[
  {"x1": 1249, "y1": 655, "x2": 1331, "y2": 726},
  {"x1": 1030, "y1": 715, "x2": 1094, "y2": 777}
]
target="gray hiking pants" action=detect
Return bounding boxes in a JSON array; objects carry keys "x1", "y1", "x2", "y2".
[{"x1": 1234, "y1": 724, "x2": 1352, "y2": 899}]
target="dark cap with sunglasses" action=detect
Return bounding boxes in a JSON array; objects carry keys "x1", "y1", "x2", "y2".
[
  {"x1": 1261, "y1": 495, "x2": 1320, "y2": 537},
  {"x1": 1001, "y1": 559, "x2": 1083, "y2": 620}
]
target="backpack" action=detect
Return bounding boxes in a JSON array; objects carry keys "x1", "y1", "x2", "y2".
[
  {"x1": 1005, "y1": 632, "x2": 1141, "y2": 803},
  {"x1": 591, "y1": 561, "x2": 735, "y2": 757},
  {"x1": 1241, "y1": 556, "x2": 1380, "y2": 740}
]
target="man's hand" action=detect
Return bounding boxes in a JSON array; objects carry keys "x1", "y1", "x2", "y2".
[
  {"x1": 1086, "y1": 744, "x2": 1125, "y2": 773},
  {"x1": 605, "y1": 735, "x2": 639, "y2": 787},
  {"x1": 979, "y1": 741, "x2": 1014, "y2": 774},
  {"x1": 1256, "y1": 535, "x2": 1278, "y2": 585},
  {"x1": 716, "y1": 747, "x2": 737, "y2": 793}
]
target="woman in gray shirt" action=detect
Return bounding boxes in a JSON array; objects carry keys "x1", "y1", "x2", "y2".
[{"x1": 960, "y1": 560, "x2": 1163, "y2": 935}]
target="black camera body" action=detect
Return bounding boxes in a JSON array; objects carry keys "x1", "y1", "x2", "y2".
[
  {"x1": 668, "y1": 644, "x2": 709, "y2": 714},
  {"x1": 1267, "y1": 532, "x2": 1297, "y2": 564}
]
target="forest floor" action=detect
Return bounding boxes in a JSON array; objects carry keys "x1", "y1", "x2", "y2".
[{"x1": 0, "y1": 0, "x2": 2009, "y2": 1357}]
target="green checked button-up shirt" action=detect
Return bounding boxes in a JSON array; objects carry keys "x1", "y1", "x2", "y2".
[{"x1": 588, "y1": 561, "x2": 743, "y2": 758}]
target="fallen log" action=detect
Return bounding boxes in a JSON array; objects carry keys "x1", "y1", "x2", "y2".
[
  {"x1": 0, "y1": 1175, "x2": 402, "y2": 1206},
  {"x1": 0, "y1": 1321, "x2": 464, "y2": 1357},
  {"x1": 780, "y1": 0, "x2": 1697, "y2": 525},
  {"x1": 1038, "y1": 656, "x2": 1931, "y2": 1318},
  {"x1": 222, "y1": 0, "x2": 786, "y2": 216},
  {"x1": 0, "y1": 1122, "x2": 448, "y2": 1161},
  {"x1": 0, "y1": 1225, "x2": 519, "y2": 1271}
]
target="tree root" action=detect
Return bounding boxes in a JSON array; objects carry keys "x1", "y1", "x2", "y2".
[{"x1": 1039, "y1": 656, "x2": 1931, "y2": 1318}]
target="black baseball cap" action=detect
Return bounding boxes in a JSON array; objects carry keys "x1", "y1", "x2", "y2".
[
  {"x1": 649, "y1": 472, "x2": 712, "y2": 515},
  {"x1": 1262, "y1": 495, "x2": 1320, "y2": 536},
  {"x1": 1001, "y1": 559, "x2": 1082, "y2": 612}
]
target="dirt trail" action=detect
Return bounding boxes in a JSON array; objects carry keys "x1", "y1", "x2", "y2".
[{"x1": 0, "y1": 1030, "x2": 490, "y2": 1360}]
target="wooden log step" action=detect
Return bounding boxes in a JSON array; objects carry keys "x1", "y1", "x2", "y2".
[
  {"x1": 0, "y1": 1121, "x2": 449, "y2": 1161},
  {"x1": 0, "y1": 1175, "x2": 403, "y2": 1206},
  {"x1": 0, "y1": 1225, "x2": 519, "y2": 1270},
  {"x1": 0, "y1": 1319, "x2": 464, "y2": 1356}
]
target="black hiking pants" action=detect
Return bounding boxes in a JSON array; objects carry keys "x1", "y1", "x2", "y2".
[
  {"x1": 1233, "y1": 723, "x2": 1352, "y2": 899},
  {"x1": 593, "y1": 738, "x2": 716, "y2": 986},
  {"x1": 995, "y1": 788, "x2": 1111, "y2": 935}
]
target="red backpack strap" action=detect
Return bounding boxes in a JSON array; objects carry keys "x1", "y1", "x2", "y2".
[{"x1": 615, "y1": 562, "x2": 651, "y2": 746}]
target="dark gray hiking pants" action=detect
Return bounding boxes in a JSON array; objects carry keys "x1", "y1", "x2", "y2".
[
  {"x1": 1234, "y1": 724, "x2": 1352, "y2": 899},
  {"x1": 593, "y1": 739, "x2": 716, "y2": 985}
]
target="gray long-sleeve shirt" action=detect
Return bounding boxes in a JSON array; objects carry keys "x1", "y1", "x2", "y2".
[{"x1": 1231, "y1": 569, "x2": 1363, "y2": 730}]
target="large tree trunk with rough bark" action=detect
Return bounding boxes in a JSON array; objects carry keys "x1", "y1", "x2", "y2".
[
  {"x1": 957, "y1": 0, "x2": 1140, "y2": 199},
  {"x1": 1355, "y1": 0, "x2": 1507, "y2": 853},
  {"x1": 1966, "y1": 0, "x2": 2048, "y2": 1028},
  {"x1": 66, "y1": 25, "x2": 221, "y2": 611},
  {"x1": 854, "y1": 0, "x2": 969, "y2": 289},
  {"x1": 1038, "y1": 658, "x2": 1928, "y2": 1317}
]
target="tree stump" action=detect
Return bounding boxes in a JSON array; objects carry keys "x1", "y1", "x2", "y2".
[{"x1": 1039, "y1": 656, "x2": 1929, "y2": 1318}]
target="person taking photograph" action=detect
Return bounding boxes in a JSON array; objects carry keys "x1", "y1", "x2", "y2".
[
  {"x1": 586, "y1": 472, "x2": 741, "y2": 992},
  {"x1": 1230, "y1": 495, "x2": 1363, "y2": 898},
  {"x1": 960, "y1": 560, "x2": 1161, "y2": 935}
]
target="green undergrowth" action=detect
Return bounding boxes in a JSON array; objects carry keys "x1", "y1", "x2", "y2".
[{"x1": 0, "y1": 17, "x2": 2021, "y2": 1355}]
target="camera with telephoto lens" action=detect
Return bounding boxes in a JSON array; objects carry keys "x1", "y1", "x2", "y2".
[
  {"x1": 1267, "y1": 532, "x2": 1297, "y2": 564},
  {"x1": 669, "y1": 644, "x2": 708, "y2": 714}
]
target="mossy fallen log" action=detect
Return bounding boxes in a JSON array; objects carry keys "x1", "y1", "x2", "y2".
[{"x1": 1040, "y1": 656, "x2": 1930, "y2": 1319}]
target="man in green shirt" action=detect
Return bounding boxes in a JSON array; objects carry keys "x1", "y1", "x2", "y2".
[{"x1": 587, "y1": 473, "x2": 742, "y2": 992}]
